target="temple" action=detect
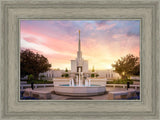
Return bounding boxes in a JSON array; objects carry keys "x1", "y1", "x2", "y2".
[
  {"x1": 71, "y1": 30, "x2": 88, "y2": 73},
  {"x1": 39, "y1": 30, "x2": 120, "y2": 81}
]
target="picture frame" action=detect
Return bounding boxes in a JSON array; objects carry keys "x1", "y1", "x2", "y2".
[{"x1": 0, "y1": 0, "x2": 159, "y2": 119}]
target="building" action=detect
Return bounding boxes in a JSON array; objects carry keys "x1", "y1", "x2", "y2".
[
  {"x1": 40, "y1": 69, "x2": 120, "y2": 80},
  {"x1": 71, "y1": 30, "x2": 88, "y2": 73},
  {"x1": 39, "y1": 30, "x2": 120, "y2": 80},
  {"x1": 95, "y1": 70, "x2": 120, "y2": 79},
  {"x1": 39, "y1": 70, "x2": 65, "y2": 80}
]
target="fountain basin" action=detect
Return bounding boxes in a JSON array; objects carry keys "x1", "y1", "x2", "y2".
[{"x1": 54, "y1": 84, "x2": 106, "y2": 96}]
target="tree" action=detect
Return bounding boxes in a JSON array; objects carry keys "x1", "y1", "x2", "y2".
[
  {"x1": 91, "y1": 66, "x2": 95, "y2": 77},
  {"x1": 62, "y1": 68, "x2": 69, "y2": 77},
  {"x1": 112, "y1": 54, "x2": 140, "y2": 79},
  {"x1": 132, "y1": 63, "x2": 140, "y2": 76},
  {"x1": 21, "y1": 49, "x2": 51, "y2": 79},
  {"x1": 92, "y1": 66, "x2": 95, "y2": 72},
  {"x1": 65, "y1": 68, "x2": 68, "y2": 72}
]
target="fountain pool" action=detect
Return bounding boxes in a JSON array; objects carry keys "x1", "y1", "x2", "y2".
[
  {"x1": 53, "y1": 68, "x2": 106, "y2": 96},
  {"x1": 54, "y1": 84, "x2": 106, "y2": 96}
]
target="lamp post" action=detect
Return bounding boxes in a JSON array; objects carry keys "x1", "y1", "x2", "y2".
[{"x1": 122, "y1": 71, "x2": 130, "y2": 90}]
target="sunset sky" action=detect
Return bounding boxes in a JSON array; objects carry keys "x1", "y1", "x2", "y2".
[{"x1": 20, "y1": 20, "x2": 140, "y2": 70}]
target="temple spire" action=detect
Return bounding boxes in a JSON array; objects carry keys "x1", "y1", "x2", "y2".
[
  {"x1": 77, "y1": 30, "x2": 82, "y2": 60},
  {"x1": 78, "y1": 30, "x2": 81, "y2": 51}
]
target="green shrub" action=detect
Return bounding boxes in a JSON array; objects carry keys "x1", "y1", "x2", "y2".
[
  {"x1": 27, "y1": 80, "x2": 53, "y2": 84},
  {"x1": 91, "y1": 74, "x2": 95, "y2": 78},
  {"x1": 65, "y1": 74, "x2": 69, "y2": 77},
  {"x1": 107, "y1": 79, "x2": 133, "y2": 84},
  {"x1": 28, "y1": 74, "x2": 34, "y2": 80},
  {"x1": 61, "y1": 73, "x2": 69, "y2": 78},
  {"x1": 96, "y1": 74, "x2": 99, "y2": 77}
]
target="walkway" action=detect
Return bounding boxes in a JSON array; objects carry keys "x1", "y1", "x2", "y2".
[{"x1": 21, "y1": 87, "x2": 140, "y2": 100}]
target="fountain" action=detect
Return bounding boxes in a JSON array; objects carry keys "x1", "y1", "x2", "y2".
[
  {"x1": 53, "y1": 30, "x2": 106, "y2": 96},
  {"x1": 71, "y1": 79, "x2": 75, "y2": 86},
  {"x1": 85, "y1": 79, "x2": 89, "y2": 86},
  {"x1": 54, "y1": 68, "x2": 106, "y2": 96}
]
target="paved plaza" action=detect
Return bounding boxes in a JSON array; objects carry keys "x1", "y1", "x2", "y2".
[{"x1": 22, "y1": 87, "x2": 140, "y2": 100}]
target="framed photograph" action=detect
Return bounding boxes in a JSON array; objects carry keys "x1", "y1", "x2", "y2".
[
  {"x1": 20, "y1": 20, "x2": 140, "y2": 101},
  {"x1": 0, "y1": 0, "x2": 159, "y2": 119}
]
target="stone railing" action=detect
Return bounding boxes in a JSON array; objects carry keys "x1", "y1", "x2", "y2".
[
  {"x1": 20, "y1": 84, "x2": 53, "y2": 89},
  {"x1": 53, "y1": 78, "x2": 71, "y2": 86},
  {"x1": 87, "y1": 78, "x2": 107, "y2": 86},
  {"x1": 106, "y1": 84, "x2": 140, "y2": 90}
]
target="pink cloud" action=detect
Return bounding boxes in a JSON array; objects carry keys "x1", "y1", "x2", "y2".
[
  {"x1": 96, "y1": 24, "x2": 116, "y2": 30},
  {"x1": 21, "y1": 28, "x2": 78, "y2": 55},
  {"x1": 23, "y1": 36, "x2": 41, "y2": 44},
  {"x1": 20, "y1": 20, "x2": 140, "y2": 70}
]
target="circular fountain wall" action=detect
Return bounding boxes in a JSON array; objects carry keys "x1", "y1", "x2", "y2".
[{"x1": 54, "y1": 84, "x2": 106, "y2": 96}]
